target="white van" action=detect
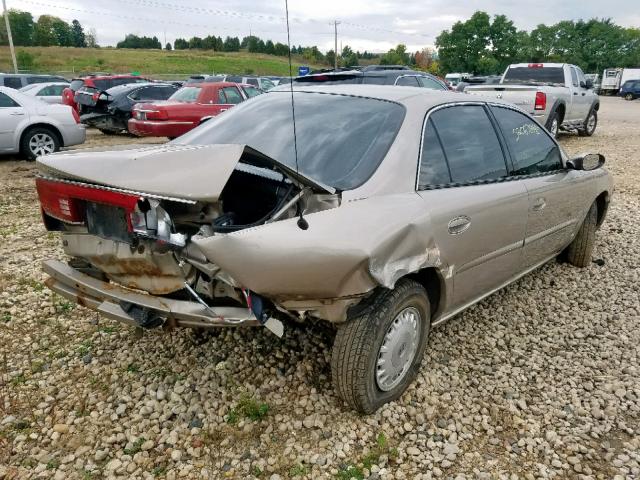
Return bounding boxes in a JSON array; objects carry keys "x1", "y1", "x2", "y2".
[{"x1": 444, "y1": 73, "x2": 471, "y2": 87}]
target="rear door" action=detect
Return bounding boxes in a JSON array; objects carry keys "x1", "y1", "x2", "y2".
[
  {"x1": 416, "y1": 104, "x2": 529, "y2": 310},
  {"x1": 490, "y1": 105, "x2": 590, "y2": 268}
]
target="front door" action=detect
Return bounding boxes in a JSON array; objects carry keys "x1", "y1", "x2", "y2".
[
  {"x1": 416, "y1": 104, "x2": 529, "y2": 310},
  {"x1": 0, "y1": 92, "x2": 26, "y2": 151},
  {"x1": 489, "y1": 105, "x2": 588, "y2": 268}
]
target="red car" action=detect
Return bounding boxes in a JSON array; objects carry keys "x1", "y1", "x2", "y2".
[
  {"x1": 62, "y1": 74, "x2": 150, "y2": 113},
  {"x1": 128, "y1": 82, "x2": 261, "y2": 139}
]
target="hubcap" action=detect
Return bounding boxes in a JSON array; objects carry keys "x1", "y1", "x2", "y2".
[
  {"x1": 587, "y1": 113, "x2": 596, "y2": 133},
  {"x1": 550, "y1": 119, "x2": 558, "y2": 137},
  {"x1": 376, "y1": 306, "x2": 421, "y2": 391},
  {"x1": 28, "y1": 133, "x2": 55, "y2": 157}
]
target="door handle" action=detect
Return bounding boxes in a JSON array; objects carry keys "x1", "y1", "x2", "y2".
[
  {"x1": 581, "y1": 92, "x2": 586, "y2": 96},
  {"x1": 10, "y1": 112, "x2": 25, "y2": 116},
  {"x1": 573, "y1": 92, "x2": 578, "y2": 95},
  {"x1": 447, "y1": 215, "x2": 471, "y2": 235},
  {"x1": 532, "y1": 197, "x2": 546, "y2": 211}
]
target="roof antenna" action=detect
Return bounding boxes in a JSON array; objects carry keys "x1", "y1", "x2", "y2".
[{"x1": 284, "y1": 0, "x2": 308, "y2": 231}]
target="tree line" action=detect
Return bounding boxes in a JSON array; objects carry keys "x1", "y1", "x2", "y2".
[
  {"x1": 436, "y1": 12, "x2": 640, "y2": 75},
  {"x1": 0, "y1": 9, "x2": 96, "y2": 47}
]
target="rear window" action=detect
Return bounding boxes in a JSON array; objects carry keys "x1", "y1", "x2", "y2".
[
  {"x1": 70, "y1": 79, "x2": 84, "y2": 91},
  {"x1": 503, "y1": 67, "x2": 565, "y2": 85},
  {"x1": 295, "y1": 74, "x2": 364, "y2": 85},
  {"x1": 177, "y1": 91, "x2": 405, "y2": 190},
  {"x1": 3, "y1": 77, "x2": 23, "y2": 89},
  {"x1": 169, "y1": 86, "x2": 201, "y2": 102}
]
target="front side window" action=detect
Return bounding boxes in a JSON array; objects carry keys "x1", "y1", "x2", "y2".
[
  {"x1": 242, "y1": 86, "x2": 261, "y2": 98},
  {"x1": 418, "y1": 118, "x2": 451, "y2": 188},
  {"x1": 491, "y1": 106, "x2": 562, "y2": 175},
  {"x1": 176, "y1": 92, "x2": 405, "y2": 190},
  {"x1": 570, "y1": 68, "x2": 579, "y2": 87},
  {"x1": 221, "y1": 87, "x2": 243, "y2": 104},
  {"x1": 0, "y1": 92, "x2": 19, "y2": 107},
  {"x1": 169, "y1": 86, "x2": 201, "y2": 103},
  {"x1": 246, "y1": 78, "x2": 259, "y2": 87},
  {"x1": 429, "y1": 105, "x2": 507, "y2": 183},
  {"x1": 260, "y1": 78, "x2": 275, "y2": 90}
]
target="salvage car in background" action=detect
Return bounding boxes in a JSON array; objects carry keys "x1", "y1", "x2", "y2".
[
  {"x1": 0, "y1": 73, "x2": 68, "y2": 89},
  {"x1": 128, "y1": 82, "x2": 261, "y2": 138},
  {"x1": 619, "y1": 79, "x2": 640, "y2": 100},
  {"x1": 19, "y1": 82, "x2": 70, "y2": 104},
  {"x1": 79, "y1": 82, "x2": 179, "y2": 134},
  {"x1": 0, "y1": 86, "x2": 85, "y2": 160},
  {"x1": 293, "y1": 68, "x2": 448, "y2": 90},
  {"x1": 37, "y1": 85, "x2": 612, "y2": 413},
  {"x1": 466, "y1": 63, "x2": 600, "y2": 137},
  {"x1": 63, "y1": 74, "x2": 150, "y2": 113}
]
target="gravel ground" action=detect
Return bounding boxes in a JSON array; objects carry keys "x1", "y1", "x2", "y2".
[{"x1": 0, "y1": 97, "x2": 639, "y2": 480}]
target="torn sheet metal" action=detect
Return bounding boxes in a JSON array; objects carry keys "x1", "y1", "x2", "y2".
[{"x1": 191, "y1": 193, "x2": 445, "y2": 302}]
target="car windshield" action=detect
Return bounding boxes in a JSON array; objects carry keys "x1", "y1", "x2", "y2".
[
  {"x1": 503, "y1": 67, "x2": 565, "y2": 85},
  {"x1": 169, "y1": 87, "x2": 201, "y2": 102},
  {"x1": 176, "y1": 91, "x2": 405, "y2": 190}
]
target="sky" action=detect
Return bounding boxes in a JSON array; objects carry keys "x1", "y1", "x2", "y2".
[{"x1": 14, "y1": 0, "x2": 640, "y2": 52}]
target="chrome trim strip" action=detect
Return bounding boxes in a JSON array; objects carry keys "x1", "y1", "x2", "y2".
[
  {"x1": 37, "y1": 175, "x2": 198, "y2": 205},
  {"x1": 524, "y1": 219, "x2": 576, "y2": 245},
  {"x1": 456, "y1": 239, "x2": 523, "y2": 274}
]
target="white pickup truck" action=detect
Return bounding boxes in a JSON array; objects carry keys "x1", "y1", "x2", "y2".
[{"x1": 466, "y1": 63, "x2": 600, "y2": 137}]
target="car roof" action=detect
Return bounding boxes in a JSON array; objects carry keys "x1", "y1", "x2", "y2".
[
  {"x1": 105, "y1": 82, "x2": 174, "y2": 94},
  {"x1": 508, "y1": 63, "x2": 566, "y2": 68},
  {"x1": 184, "y1": 81, "x2": 245, "y2": 89},
  {"x1": 274, "y1": 84, "x2": 514, "y2": 109}
]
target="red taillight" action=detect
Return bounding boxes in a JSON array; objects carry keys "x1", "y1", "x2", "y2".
[
  {"x1": 36, "y1": 178, "x2": 140, "y2": 227},
  {"x1": 535, "y1": 91, "x2": 546, "y2": 110},
  {"x1": 145, "y1": 109, "x2": 168, "y2": 120},
  {"x1": 92, "y1": 92, "x2": 100, "y2": 101},
  {"x1": 72, "y1": 108, "x2": 80, "y2": 124},
  {"x1": 528, "y1": 63, "x2": 544, "y2": 68}
]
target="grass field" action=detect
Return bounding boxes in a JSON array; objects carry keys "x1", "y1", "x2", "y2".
[{"x1": 0, "y1": 46, "x2": 323, "y2": 78}]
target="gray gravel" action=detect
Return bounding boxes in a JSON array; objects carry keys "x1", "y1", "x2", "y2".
[{"x1": 1, "y1": 97, "x2": 639, "y2": 479}]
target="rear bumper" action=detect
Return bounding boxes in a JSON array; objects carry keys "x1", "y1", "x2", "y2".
[
  {"x1": 43, "y1": 259, "x2": 260, "y2": 328},
  {"x1": 61, "y1": 125, "x2": 86, "y2": 147},
  {"x1": 128, "y1": 118, "x2": 195, "y2": 138}
]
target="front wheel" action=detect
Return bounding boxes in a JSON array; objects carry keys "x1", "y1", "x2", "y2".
[
  {"x1": 331, "y1": 279, "x2": 431, "y2": 413},
  {"x1": 578, "y1": 109, "x2": 598, "y2": 137},
  {"x1": 20, "y1": 127, "x2": 60, "y2": 161},
  {"x1": 565, "y1": 203, "x2": 598, "y2": 268},
  {"x1": 625, "y1": 93, "x2": 634, "y2": 101}
]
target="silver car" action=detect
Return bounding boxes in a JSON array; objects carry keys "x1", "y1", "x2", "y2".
[
  {"x1": 0, "y1": 86, "x2": 85, "y2": 160},
  {"x1": 19, "y1": 82, "x2": 70, "y2": 104},
  {"x1": 37, "y1": 86, "x2": 613, "y2": 412}
]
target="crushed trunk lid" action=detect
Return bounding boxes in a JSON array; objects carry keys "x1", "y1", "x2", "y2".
[{"x1": 37, "y1": 143, "x2": 335, "y2": 202}]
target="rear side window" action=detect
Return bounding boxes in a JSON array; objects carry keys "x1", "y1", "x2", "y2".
[
  {"x1": 418, "y1": 119, "x2": 451, "y2": 187},
  {"x1": 491, "y1": 106, "x2": 562, "y2": 175},
  {"x1": 396, "y1": 76, "x2": 420, "y2": 87},
  {"x1": 242, "y1": 86, "x2": 261, "y2": 98},
  {"x1": 226, "y1": 76, "x2": 242, "y2": 83},
  {"x1": 3, "y1": 77, "x2": 23, "y2": 89},
  {"x1": 246, "y1": 78, "x2": 259, "y2": 87},
  {"x1": 0, "y1": 92, "x2": 19, "y2": 107},
  {"x1": 419, "y1": 76, "x2": 446, "y2": 90},
  {"x1": 169, "y1": 86, "x2": 201, "y2": 102},
  {"x1": 221, "y1": 87, "x2": 243, "y2": 104},
  {"x1": 430, "y1": 105, "x2": 507, "y2": 183}
]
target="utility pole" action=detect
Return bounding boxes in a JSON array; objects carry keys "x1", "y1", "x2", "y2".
[
  {"x1": 333, "y1": 20, "x2": 341, "y2": 70},
  {"x1": 2, "y1": 0, "x2": 18, "y2": 73}
]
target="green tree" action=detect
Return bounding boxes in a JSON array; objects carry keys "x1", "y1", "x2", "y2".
[
  {"x1": 33, "y1": 15, "x2": 58, "y2": 46},
  {"x1": 325, "y1": 49, "x2": 336, "y2": 67},
  {"x1": 380, "y1": 44, "x2": 410, "y2": 65},
  {"x1": 70, "y1": 19, "x2": 85, "y2": 47},
  {"x1": 51, "y1": 17, "x2": 72, "y2": 46},
  {"x1": 165, "y1": 42, "x2": 172, "y2": 50},
  {"x1": 1, "y1": 10, "x2": 35, "y2": 46},
  {"x1": 264, "y1": 39, "x2": 275, "y2": 55}
]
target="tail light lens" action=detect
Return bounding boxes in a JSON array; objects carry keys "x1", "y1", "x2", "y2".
[
  {"x1": 535, "y1": 91, "x2": 546, "y2": 110},
  {"x1": 145, "y1": 109, "x2": 168, "y2": 120},
  {"x1": 528, "y1": 63, "x2": 544, "y2": 68},
  {"x1": 36, "y1": 178, "x2": 139, "y2": 227},
  {"x1": 72, "y1": 108, "x2": 81, "y2": 124}
]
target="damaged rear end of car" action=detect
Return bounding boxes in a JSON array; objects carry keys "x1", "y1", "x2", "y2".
[{"x1": 36, "y1": 143, "x2": 340, "y2": 336}]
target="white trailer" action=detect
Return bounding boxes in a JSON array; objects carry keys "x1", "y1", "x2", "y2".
[{"x1": 601, "y1": 68, "x2": 640, "y2": 95}]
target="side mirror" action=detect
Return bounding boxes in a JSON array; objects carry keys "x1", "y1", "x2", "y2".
[
  {"x1": 567, "y1": 153, "x2": 605, "y2": 171},
  {"x1": 584, "y1": 79, "x2": 593, "y2": 89}
]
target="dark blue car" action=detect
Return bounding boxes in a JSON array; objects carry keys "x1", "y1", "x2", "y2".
[{"x1": 619, "y1": 79, "x2": 640, "y2": 100}]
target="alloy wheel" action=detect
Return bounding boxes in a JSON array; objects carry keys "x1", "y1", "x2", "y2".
[{"x1": 28, "y1": 133, "x2": 56, "y2": 157}]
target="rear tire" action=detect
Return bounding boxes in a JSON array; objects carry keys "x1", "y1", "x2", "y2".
[
  {"x1": 546, "y1": 111, "x2": 559, "y2": 138},
  {"x1": 331, "y1": 279, "x2": 431, "y2": 413},
  {"x1": 578, "y1": 109, "x2": 597, "y2": 137},
  {"x1": 625, "y1": 93, "x2": 634, "y2": 101},
  {"x1": 565, "y1": 203, "x2": 598, "y2": 268},
  {"x1": 19, "y1": 126, "x2": 60, "y2": 161}
]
